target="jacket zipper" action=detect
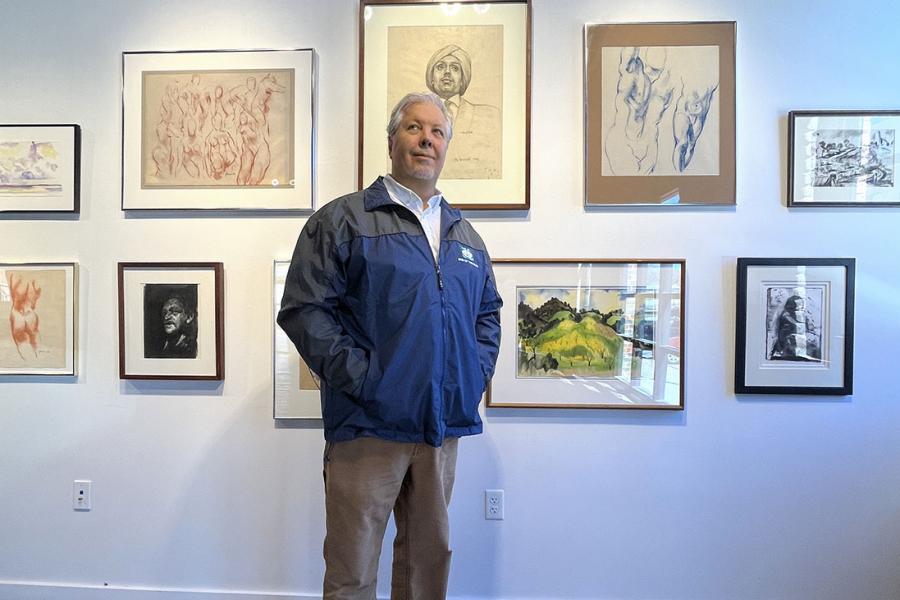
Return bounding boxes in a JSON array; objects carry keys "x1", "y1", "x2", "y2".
[
  {"x1": 390, "y1": 202, "x2": 452, "y2": 443},
  {"x1": 437, "y1": 244, "x2": 448, "y2": 443}
]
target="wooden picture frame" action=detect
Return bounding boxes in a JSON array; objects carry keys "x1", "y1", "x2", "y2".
[
  {"x1": 584, "y1": 22, "x2": 736, "y2": 206},
  {"x1": 118, "y1": 262, "x2": 224, "y2": 380},
  {"x1": 788, "y1": 110, "x2": 900, "y2": 206},
  {"x1": 735, "y1": 258, "x2": 855, "y2": 395},
  {"x1": 360, "y1": 0, "x2": 531, "y2": 210},
  {"x1": 487, "y1": 259, "x2": 685, "y2": 409},
  {"x1": 0, "y1": 124, "x2": 80, "y2": 214},
  {"x1": 122, "y1": 49, "x2": 316, "y2": 211},
  {"x1": 0, "y1": 262, "x2": 78, "y2": 376}
]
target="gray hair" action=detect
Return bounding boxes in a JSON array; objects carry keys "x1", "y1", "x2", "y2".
[{"x1": 386, "y1": 92, "x2": 453, "y2": 141}]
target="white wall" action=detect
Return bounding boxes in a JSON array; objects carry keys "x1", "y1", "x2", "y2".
[{"x1": 2, "y1": 1, "x2": 900, "y2": 599}]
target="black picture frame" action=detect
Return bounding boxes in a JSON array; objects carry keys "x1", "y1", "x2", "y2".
[
  {"x1": 788, "y1": 110, "x2": 900, "y2": 207},
  {"x1": 0, "y1": 124, "x2": 81, "y2": 215},
  {"x1": 735, "y1": 258, "x2": 855, "y2": 395}
]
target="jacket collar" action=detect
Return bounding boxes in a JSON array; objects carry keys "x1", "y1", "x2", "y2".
[{"x1": 364, "y1": 177, "x2": 462, "y2": 235}]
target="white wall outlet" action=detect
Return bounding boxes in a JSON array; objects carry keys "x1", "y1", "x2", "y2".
[
  {"x1": 485, "y1": 489, "x2": 504, "y2": 520},
  {"x1": 73, "y1": 480, "x2": 91, "y2": 511}
]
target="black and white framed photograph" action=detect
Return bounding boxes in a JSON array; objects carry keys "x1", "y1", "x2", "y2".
[
  {"x1": 788, "y1": 110, "x2": 900, "y2": 206},
  {"x1": 118, "y1": 262, "x2": 223, "y2": 380},
  {"x1": 122, "y1": 49, "x2": 316, "y2": 211},
  {"x1": 0, "y1": 124, "x2": 80, "y2": 214},
  {"x1": 735, "y1": 258, "x2": 855, "y2": 395}
]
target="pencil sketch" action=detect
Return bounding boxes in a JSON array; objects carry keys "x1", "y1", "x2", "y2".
[
  {"x1": 813, "y1": 129, "x2": 895, "y2": 187},
  {"x1": 601, "y1": 45, "x2": 719, "y2": 176},
  {"x1": 0, "y1": 268, "x2": 67, "y2": 368},
  {"x1": 388, "y1": 25, "x2": 503, "y2": 180},
  {"x1": 765, "y1": 286, "x2": 825, "y2": 363},
  {"x1": 143, "y1": 284, "x2": 199, "y2": 359},
  {"x1": 0, "y1": 141, "x2": 63, "y2": 196},
  {"x1": 141, "y1": 69, "x2": 295, "y2": 189}
]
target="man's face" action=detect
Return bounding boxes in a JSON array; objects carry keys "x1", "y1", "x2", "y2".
[
  {"x1": 161, "y1": 298, "x2": 191, "y2": 336},
  {"x1": 430, "y1": 55, "x2": 463, "y2": 99},
  {"x1": 388, "y1": 102, "x2": 449, "y2": 185}
]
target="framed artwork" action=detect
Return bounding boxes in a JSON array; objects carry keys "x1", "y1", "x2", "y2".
[
  {"x1": 735, "y1": 258, "x2": 855, "y2": 395},
  {"x1": 118, "y1": 262, "x2": 224, "y2": 380},
  {"x1": 584, "y1": 22, "x2": 736, "y2": 206},
  {"x1": 0, "y1": 263, "x2": 77, "y2": 376},
  {"x1": 487, "y1": 259, "x2": 685, "y2": 409},
  {"x1": 273, "y1": 260, "x2": 322, "y2": 419},
  {"x1": 360, "y1": 0, "x2": 531, "y2": 210},
  {"x1": 0, "y1": 124, "x2": 80, "y2": 214},
  {"x1": 788, "y1": 110, "x2": 900, "y2": 206},
  {"x1": 122, "y1": 49, "x2": 316, "y2": 211}
]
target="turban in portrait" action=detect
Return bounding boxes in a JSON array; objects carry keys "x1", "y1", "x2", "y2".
[{"x1": 425, "y1": 44, "x2": 472, "y2": 96}]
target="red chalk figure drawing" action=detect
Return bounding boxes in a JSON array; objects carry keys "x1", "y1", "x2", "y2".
[
  {"x1": 7, "y1": 273, "x2": 42, "y2": 359},
  {"x1": 141, "y1": 69, "x2": 295, "y2": 189},
  {"x1": 0, "y1": 268, "x2": 67, "y2": 369}
]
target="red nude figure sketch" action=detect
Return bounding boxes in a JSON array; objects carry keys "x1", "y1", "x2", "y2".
[{"x1": 7, "y1": 273, "x2": 42, "y2": 359}]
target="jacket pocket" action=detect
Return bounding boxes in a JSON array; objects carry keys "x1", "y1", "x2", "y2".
[{"x1": 356, "y1": 352, "x2": 382, "y2": 408}]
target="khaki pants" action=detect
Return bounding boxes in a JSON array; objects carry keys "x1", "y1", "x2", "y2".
[{"x1": 323, "y1": 436, "x2": 459, "y2": 600}]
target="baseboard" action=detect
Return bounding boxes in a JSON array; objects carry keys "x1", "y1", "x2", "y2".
[{"x1": 0, "y1": 581, "x2": 318, "y2": 600}]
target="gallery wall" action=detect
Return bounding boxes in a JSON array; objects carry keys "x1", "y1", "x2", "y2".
[{"x1": 2, "y1": 0, "x2": 900, "y2": 599}]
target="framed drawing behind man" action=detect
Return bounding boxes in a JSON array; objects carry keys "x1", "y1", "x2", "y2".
[
  {"x1": 584, "y1": 22, "x2": 736, "y2": 206},
  {"x1": 788, "y1": 111, "x2": 900, "y2": 206},
  {"x1": 273, "y1": 260, "x2": 322, "y2": 419},
  {"x1": 360, "y1": 0, "x2": 531, "y2": 209},
  {"x1": 118, "y1": 262, "x2": 223, "y2": 380},
  {"x1": 0, "y1": 263, "x2": 77, "y2": 376},
  {"x1": 487, "y1": 259, "x2": 684, "y2": 409},
  {"x1": 122, "y1": 49, "x2": 316, "y2": 211},
  {"x1": 735, "y1": 258, "x2": 855, "y2": 395},
  {"x1": 0, "y1": 125, "x2": 80, "y2": 214}
]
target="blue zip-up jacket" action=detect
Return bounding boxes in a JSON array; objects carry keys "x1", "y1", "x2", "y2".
[{"x1": 277, "y1": 178, "x2": 503, "y2": 447}]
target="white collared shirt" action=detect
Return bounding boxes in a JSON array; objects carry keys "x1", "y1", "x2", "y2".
[{"x1": 383, "y1": 174, "x2": 443, "y2": 261}]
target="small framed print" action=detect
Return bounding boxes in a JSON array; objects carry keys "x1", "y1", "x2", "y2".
[
  {"x1": 788, "y1": 110, "x2": 900, "y2": 206},
  {"x1": 122, "y1": 49, "x2": 316, "y2": 211},
  {"x1": 273, "y1": 260, "x2": 321, "y2": 419},
  {"x1": 487, "y1": 259, "x2": 685, "y2": 409},
  {"x1": 0, "y1": 124, "x2": 80, "y2": 214},
  {"x1": 360, "y1": 0, "x2": 531, "y2": 210},
  {"x1": 0, "y1": 263, "x2": 77, "y2": 376},
  {"x1": 118, "y1": 262, "x2": 224, "y2": 380},
  {"x1": 735, "y1": 258, "x2": 855, "y2": 395},
  {"x1": 584, "y1": 22, "x2": 736, "y2": 206}
]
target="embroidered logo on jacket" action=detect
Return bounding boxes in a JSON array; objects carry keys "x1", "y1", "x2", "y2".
[{"x1": 458, "y1": 245, "x2": 479, "y2": 268}]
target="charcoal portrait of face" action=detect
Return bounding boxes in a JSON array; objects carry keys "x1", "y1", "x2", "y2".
[{"x1": 143, "y1": 284, "x2": 199, "y2": 359}]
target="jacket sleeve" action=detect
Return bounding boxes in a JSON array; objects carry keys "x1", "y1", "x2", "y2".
[
  {"x1": 276, "y1": 213, "x2": 368, "y2": 397},
  {"x1": 476, "y1": 258, "x2": 503, "y2": 384}
]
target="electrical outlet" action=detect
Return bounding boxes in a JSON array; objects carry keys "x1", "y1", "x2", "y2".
[
  {"x1": 73, "y1": 480, "x2": 91, "y2": 511},
  {"x1": 485, "y1": 489, "x2": 504, "y2": 520}
]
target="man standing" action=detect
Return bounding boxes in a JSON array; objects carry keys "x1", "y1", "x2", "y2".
[{"x1": 277, "y1": 92, "x2": 502, "y2": 600}]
